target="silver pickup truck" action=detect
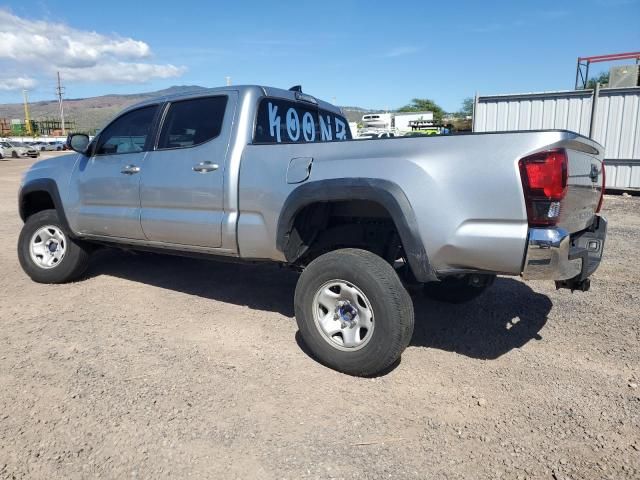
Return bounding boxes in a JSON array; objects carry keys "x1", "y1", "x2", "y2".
[{"x1": 17, "y1": 85, "x2": 607, "y2": 376}]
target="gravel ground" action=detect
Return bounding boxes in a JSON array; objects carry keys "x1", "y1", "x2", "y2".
[{"x1": 0, "y1": 154, "x2": 638, "y2": 479}]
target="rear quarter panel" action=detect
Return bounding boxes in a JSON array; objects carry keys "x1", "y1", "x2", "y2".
[{"x1": 238, "y1": 130, "x2": 594, "y2": 275}]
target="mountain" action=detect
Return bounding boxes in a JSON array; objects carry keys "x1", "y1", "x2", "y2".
[
  {"x1": 340, "y1": 106, "x2": 376, "y2": 123},
  {"x1": 0, "y1": 86, "x2": 210, "y2": 134},
  {"x1": 0, "y1": 85, "x2": 373, "y2": 133}
]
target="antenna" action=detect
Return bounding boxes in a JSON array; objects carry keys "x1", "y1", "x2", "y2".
[
  {"x1": 22, "y1": 89, "x2": 32, "y2": 135},
  {"x1": 56, "y1": 72, "x2": 66, "y2": 136}
]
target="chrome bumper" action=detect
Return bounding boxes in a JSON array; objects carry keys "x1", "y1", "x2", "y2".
[{"x1": 522, "y1": 216, "x2": 607, "y2": 281}]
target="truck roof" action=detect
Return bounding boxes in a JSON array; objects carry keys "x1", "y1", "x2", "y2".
[{"x1": 125, "y1": 85, "x2": 343, "y2": 116}]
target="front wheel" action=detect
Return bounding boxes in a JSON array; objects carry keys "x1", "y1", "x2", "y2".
[
  {"x1": 294, "y1": 248, "x2": 414, "y2": 376},
  {"x1": 18, "y1": 209, "x2": 91, "y2": 284}
]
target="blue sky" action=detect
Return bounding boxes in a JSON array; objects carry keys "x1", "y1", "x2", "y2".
[{"x1": 1, "y1": 0, "x2": 639, "y2": 111}]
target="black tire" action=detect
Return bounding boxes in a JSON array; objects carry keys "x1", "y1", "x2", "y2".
[
  {"x1": 18, "y1": 209, "x2": 91, "y2": 284},
  {"x1": 11, "y1": 151, "x2": 18, "y2": 158},
  {"x1": 295, "y1": 248, "x2": 414, "y2": 376},
  {"x1": 422, "y1": 274, "x2": 495, "y2": 304}
]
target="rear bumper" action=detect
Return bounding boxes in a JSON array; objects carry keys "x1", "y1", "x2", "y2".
[{"x1": 522, "y1": 216, "x2": 607, "y2": 281}]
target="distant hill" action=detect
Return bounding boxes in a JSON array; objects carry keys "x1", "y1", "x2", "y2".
[
  {"x1": 340, "y1": 106, "x2": 376, "y2": 123},
  {"x1": 0, "y1": 86, "x2": 209, "y2": 133},
  {"x1": 0, "y1": 85, "x2": 375, "y2": 133}
]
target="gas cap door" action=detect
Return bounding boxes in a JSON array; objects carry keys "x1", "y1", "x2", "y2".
[{"x1": 286, "y1": 157, "x2": 313, "y2": 184}]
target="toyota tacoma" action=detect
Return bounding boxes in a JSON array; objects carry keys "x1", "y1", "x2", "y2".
[{"x1": 17, "y1": 85, "x2": 607, "y2": 376}]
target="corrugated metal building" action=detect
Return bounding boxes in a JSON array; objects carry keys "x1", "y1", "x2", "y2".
[{"x1": 474, "y1": 87, "x2": 640, "y2": 191}]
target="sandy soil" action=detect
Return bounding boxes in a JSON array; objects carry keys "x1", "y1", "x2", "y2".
[{"x1": 0, "y1": 154, "x2": 638, "y2": 479}]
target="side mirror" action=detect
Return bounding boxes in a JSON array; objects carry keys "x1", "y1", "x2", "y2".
[{"x1": 67, "y1": 133, "x2": 90, "y2": 154}]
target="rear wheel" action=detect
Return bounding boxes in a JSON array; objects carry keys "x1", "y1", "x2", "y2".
[
  {"x1": 18, "y1": 209, "x2": 91, "y2": 284},
  {"x1": 295, "y1": 248, "x2": 414, "y2": 376},
  {"x1": 422, "y1": 274, "x2": 495, "y2": 304}
]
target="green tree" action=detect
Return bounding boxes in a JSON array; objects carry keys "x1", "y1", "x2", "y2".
[
  {"x1": 586, "y1": 72, "x2": 609, "y2": 89},
  {"x1": 398, "y1": 98, "x2": 445, "y2": 123},
  {"x1": 455, "y1": 97, "x2": 474, "y2": 118}
]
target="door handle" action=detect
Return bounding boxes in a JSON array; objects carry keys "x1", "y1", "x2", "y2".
[
  {"x1": 121, "y1": 165, "x2": 140, "y2": 175},
  {"x1": 193, "y1": 161, "x2": 219, "y2": 173}
]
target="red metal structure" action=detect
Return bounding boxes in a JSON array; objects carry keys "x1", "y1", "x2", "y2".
[{"x1": 575, "y1": 51, "x2": 640, "y2": 89}]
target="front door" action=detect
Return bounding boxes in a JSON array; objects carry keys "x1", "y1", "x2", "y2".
[
  {"x1": 70, "y1": 105, "x2": 159, "y2": 239},
  {"x1": 139, "y1": 94, "x2": 235, "y2": 248}
]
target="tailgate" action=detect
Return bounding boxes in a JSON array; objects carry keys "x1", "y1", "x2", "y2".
[{"x1": 557, "y1": 142, "x2": 604, "y2": 234}]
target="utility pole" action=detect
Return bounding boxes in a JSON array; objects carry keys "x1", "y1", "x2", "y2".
[
  {"x1": 22, "y1": 89, "x2": 32, "y2": 135},
  {"x1": 225, "y1": 76, "x2": 231, "y2": 86},
  {"x1": 56, "y1": 72, "x2": 66, "y2": 136}
]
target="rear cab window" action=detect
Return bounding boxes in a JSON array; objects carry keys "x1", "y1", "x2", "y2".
[
  {"x1": 158, "y1": 96, "x2": 228, "y2": 149},
  {"x1": 254, "y1": 98, "x2": 352, "y2": 144}
]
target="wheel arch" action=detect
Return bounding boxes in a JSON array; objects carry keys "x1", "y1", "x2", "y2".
[
  {"x1": 276, "y1": 178, "x2": 436, "y2": 282},
  {"x1": 19, "y1": 179, "x2": 73, "y2": 235}
]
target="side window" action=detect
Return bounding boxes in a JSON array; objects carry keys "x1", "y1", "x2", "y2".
[
  {"x1": 317, "y1": 108, "x2": 352, "y2": 142},
  {"x1": 254, "y1": 98, "x2": 319, "y2": 144},
  {"x1": 95, "y1": 105, "x2": 157, "y2": 155},
  {"x1": 157, "y1": 96, "x2": 228, "y2": 149},
  {"x1": 253, "y1": 98, "x2": 353, "y2": 144}
]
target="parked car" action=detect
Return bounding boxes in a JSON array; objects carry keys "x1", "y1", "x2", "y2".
[
  {"x1": 0, "y1": 141, "x2": 38, "y2": 158},
  {"x1": 30, "y1": 142, "x2": 51, "y2": 151},
  {"x1": 357, "y1": 131, "x2": 396, "y2": 139},
  {"x1": 16, "y1": 85, "x2": 607, "y2": 376}
]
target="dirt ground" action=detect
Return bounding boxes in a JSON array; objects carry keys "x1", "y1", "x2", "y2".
[{"x1": 0, "y1": 154, "x2": 638, "y2": 479}]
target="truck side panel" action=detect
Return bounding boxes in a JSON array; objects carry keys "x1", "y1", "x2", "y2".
[{"x1": 238, "y1": 130, "x2": 596, "y2": 276}]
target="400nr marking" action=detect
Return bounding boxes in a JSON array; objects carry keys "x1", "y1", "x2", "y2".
[{"x1": 267, "y1": 102, "x2": 348, "y2": 143}]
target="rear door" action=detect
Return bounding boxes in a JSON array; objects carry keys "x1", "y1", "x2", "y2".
[{"x1": 139, "y1": 93, "x2": 236, "y2": 247}]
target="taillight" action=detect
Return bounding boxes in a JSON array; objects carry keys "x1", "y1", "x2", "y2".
[
  {"x1": 519, "y1": 149, "x2": 568, "y2": 227},
  {"x1": 596, "y1": 162, "x2": 605, "y2": 213}
]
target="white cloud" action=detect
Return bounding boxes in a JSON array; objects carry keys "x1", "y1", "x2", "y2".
[
  {"x1": 0, "y1": 9, "x2": 185, "y2": 85},
  {"x1": 59, "y1": 62, "x2": 187, "y2": 84},
  {"x1": 0, "y1": 76, "x2": 37, "y2": 91}
]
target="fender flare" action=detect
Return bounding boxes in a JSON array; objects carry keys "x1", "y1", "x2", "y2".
[
  {"x1": 276, "y1": 178, "x2": 436, "y2": 282},
  {"x1": 19, "y1": 178, "x2": 73, "y2": 235}
]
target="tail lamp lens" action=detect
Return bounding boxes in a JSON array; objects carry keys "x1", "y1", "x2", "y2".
[{"x1": 519, "y1": 149, "x2": 568, "y2": 226}]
